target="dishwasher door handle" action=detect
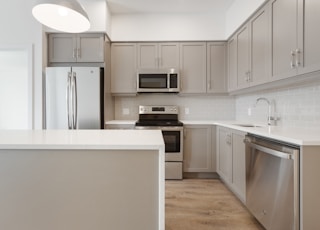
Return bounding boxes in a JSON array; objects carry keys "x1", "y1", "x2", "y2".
[{"x1": 245, "y1": 141, "x2": 294, "y2": 160}]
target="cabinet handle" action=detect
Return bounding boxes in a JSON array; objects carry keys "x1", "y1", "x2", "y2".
[
  {"x1": 247, "y1": 71, "x2": 251, "y2": 82},
  {"x1": 73, "y1": 49, "x2": 76, "y2": 59},
  {"x1": 290, "y1": 51, "x2": 296, "y2": 69},
  {"x1": 77, "y1": 48, "x2": 81, "y2": 59},
  {"x1": 295, "y1": 49, "x2": 301, "y2": 67}
]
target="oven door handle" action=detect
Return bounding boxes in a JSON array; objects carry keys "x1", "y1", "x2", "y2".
[{"x1": 245, "y1": 140, "x2": 294, "y2": 160}]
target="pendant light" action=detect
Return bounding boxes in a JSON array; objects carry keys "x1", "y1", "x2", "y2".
[{"x1": 32, "y1": 0, "x2": 90, "y2": 33}]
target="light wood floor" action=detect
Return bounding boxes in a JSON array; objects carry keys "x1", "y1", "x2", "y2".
[{"x1": 165, "y1": 179, "x2": 265, "y2": 230}]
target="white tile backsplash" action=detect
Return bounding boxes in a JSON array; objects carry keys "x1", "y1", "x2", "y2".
[
  {"x1": 235, "y1": 81, "x2": 320, "y2": 128},
  {"x1": 114, "y1": 94, "x2": 236, "y2": 121},
  {"x1": 113, "y1": 80, "x2": 320, "y2": 129}
]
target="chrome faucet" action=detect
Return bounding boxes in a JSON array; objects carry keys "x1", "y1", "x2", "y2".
[{"x1": 254, "y1": 97, "x2": 278, "y2": 126}]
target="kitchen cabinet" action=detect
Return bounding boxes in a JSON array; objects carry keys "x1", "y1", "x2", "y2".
[
  {"x1": 137, "y1": 43, "x2": 179, "y2": 69},
  {"x1": 228, "y1": 35, "x2": 237, "y2": 91},
  {"x1": 270, "y1": 0, "x2": 320, "y2": 80},
  {"x1": 217, "y1": 127, "x2": 232, "y2": 182},
  {"x1": 217, "y1": 126, "x2": 246, "y2": 203},
  {"x1": 249, "y1": 5, "x2": 271, "y2": 86},
  {"x1": 236, "y1": 24, "x2": 250, "y2": 89},
  {"x1": 183, "y1": 125, "x2": 215, "y2": 173},
  {"x1": 206, "y1": 42, "x2": 227, "y2": 93},
  {"x1": 270, "y1": 0, "x2": 299, "y2": 80},
  {"x1": 48, "y1": 33, "x2": 104, "y2": 63},
  {"x1": 111, "y1": 43, "x2": 137, "y2": 95},
  {"x1": 297, "y1": 0, "x2": 320, "y2": 75},
  {"x1": 229, "y1": 3, "x2": 271, "y2": 91},
  {"x1": 180, "y1": 42, "x2": 207, "y2": 94}
]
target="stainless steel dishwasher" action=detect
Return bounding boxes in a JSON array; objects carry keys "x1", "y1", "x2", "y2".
[{"x1": 245, "y1": 134, "x2": 299, "y2": 230}]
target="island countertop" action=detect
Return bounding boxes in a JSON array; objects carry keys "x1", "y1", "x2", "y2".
[
  {"x1": 0, "y1": 129, "x2": 165, "y2": 230},
  {"x1": 0, "y1": 129, "x2": 164, "y2": 150}
]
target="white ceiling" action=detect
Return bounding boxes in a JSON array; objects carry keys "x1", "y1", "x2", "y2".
[{"x1": 106, "y1": 0, "x2": 236, "y2": 14}]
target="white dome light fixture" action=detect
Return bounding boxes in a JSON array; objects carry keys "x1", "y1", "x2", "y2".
[{"x1": 32, "y1": 0, "x2": 90, "y2": 33}]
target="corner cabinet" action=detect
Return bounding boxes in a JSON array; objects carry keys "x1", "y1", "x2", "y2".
[
  {"x1": 179, "y1": 42, "x2": 207, "y2": 94},
  {"x1": 48, "y1": 33, "x2": 104, "y2": 63},
  {"x1": 217, "y1": 126, "x2": 246, "y2": 203},
  {"x1": 137, "y1": 43, "x2": 179, "y2": 69},
  {"x1": 228, "y1": 3, "x2": 271, "y2": 92},
  {"x1": 183, "y1": 125, "x2": 216, "y2": 173},
  {"x1": 111, "y1": 43, "x2": 137, "y2": 95}
]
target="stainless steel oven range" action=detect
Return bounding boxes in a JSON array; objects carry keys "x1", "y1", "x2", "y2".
[{"x1": 135, "y1": 105, "x2": 183, "y2": 180}]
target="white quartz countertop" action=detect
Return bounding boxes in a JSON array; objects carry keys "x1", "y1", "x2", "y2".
[
  {"x1": 213, "y1": 121, "x2": 320, "y2": 146},
  {"x1": 0, "y1": 130, "x2": 164, "y2": 150},
  {"x1": 105, "y1": 120, "x2": 320, "y2": 146}
]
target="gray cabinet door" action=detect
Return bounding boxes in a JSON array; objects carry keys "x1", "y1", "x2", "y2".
[
  {"x1": 76, "y1": 34, "x2": 104, "y2": 63},
  {"x1": 49, "y1": 33, "x2": 104, "y2": 63},
  {"x1": 49, "y1": 34, "x2": 76, "y2": 63},
  {"x1": 231, "y1": 131, "x2": 246, "y2": 203},
  {"x1": 158, "y1": 43, "x2": 179, "y2": 69},
  {"x1": 237, "y1": 24, "x2": 250, "y2": 89},
  {"x1": 137, "y1": 43, "x2": 158, "y2": 69},
  {"x1": 270, "y1": 0, "x2": 298, "y2": 80},
  {"x1": 137, "y1": 43, "x2": 179, "y2": 70},
  {"x1": 183, "y1": 125, "x2": 213, "y2": 172},
  {"x1": 228, "y1": 36, "x2": 237, "y2": 91},
  {"x1": 250, "y1": 5, "x2": 271, "y2": 86},
  {"x1": 180, "y1": 42, "x2": 207, "y2": 94},
  {"x1": 207, "y1": 42, "x2": 227, "y2": 93},
  {"x1": 298, "y1": 0, "x2": 320, "y2": 75},
  {"x1": 111, "y1": 43, "x2": 137, "y2": 94},
  {"x1": 217, "y1": 127, "x2": 232, "y2": 182}
]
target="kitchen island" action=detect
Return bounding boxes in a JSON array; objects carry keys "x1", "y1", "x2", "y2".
[{"x1": 0, "y1": 130, "x2": 165, "y2": 230}]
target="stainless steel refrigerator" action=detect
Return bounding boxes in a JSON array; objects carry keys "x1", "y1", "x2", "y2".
[{"x1": 45, "y1": 67, "x2": 104, "y2": 129}]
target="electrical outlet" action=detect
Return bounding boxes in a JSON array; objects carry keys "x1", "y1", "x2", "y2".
[
  {"x1": 123, "y1": 108, "x2": 130, "y2": 115},
  {"x1": 185, "y1": 107, "x2": 190, "y2": 115}
]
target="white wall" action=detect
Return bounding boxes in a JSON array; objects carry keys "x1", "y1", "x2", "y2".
[
  {"x1": 0, "y1": 0, "x2": 43, "y2": 129},
  {"x1": 225, "y1": 0, "x2": 267, "y2": 38},
  {"x1": 111, "y1": 12, "x2": 226, "y2": 41}
]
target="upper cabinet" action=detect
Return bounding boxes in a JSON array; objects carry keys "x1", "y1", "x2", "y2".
[
  {"x1": 297, "y1": 0, "x2": 320, "y2": 75},
  {"x1": 236, "y1": 24, "x2": 250, "y2": 89},
  {"x1": 270, "y1": 0, "x2": 320, "y2": 80},
  {"x1": 228, "y1": 4, "x2": 271, "y2": 92},
  {"x1": 270, "y1": 0, "x2": 300, "y2": 80},
  {"x1": 207, "y1": 42, "x2": 227, "y2": 93},
  {"x1": 179, "y1": 42, "x2": 207, "y2": 94},
  {"x1": 228, "y1": 0, "x2": 320, "y2": 92},
  {"x1": 249, "y1": 5, "x2": 271, "y2": 87},
  {"x1": 48, "y1": 33, "x2": 104, "y2": 63},
  {"x1": 228, "y1": 36, "x2": 237, "y2": 91},
  {"x1": 111, "y1": 43, "x2": 137, "y2": 95},
  {"x1": 137, "y1": 43, "x2": 179, "y2": 69}
]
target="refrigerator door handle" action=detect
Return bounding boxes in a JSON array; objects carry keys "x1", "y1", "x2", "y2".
[
  {"x1": 72, "y1": 72, "x2": 78, "y2": 129},
  {"x1": 67, "y1": 72, "x2": 72, "y2": 129}
]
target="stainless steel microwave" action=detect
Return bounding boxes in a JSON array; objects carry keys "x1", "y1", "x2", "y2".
[{"x1": 137, "y1": 69, "x2": 179, "y2": 93}]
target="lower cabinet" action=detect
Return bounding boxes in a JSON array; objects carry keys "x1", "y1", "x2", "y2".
[
  {"x1": 183, "y1": 125, "x2": 216, "y2": 173},
  {"x1": 217, "y1": 126, "x2": 246, "y2": 203}
]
